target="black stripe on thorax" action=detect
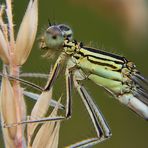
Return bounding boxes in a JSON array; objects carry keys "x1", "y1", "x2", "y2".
[
  {"x1": 73, "y1": 52, "x2": 122, "y2": 71},
  {"x1": 74, "y1": 50, "x2": 124, "y2": 66},
  {"x1": 82, "y1": 46, "x2": 127, "y2": 63},
  {"x1": 87, "y1": 57, "x2": 117, "y2": 69}
]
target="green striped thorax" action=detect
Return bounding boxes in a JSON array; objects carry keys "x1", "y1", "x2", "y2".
[{"x1": 63, "y1": 39, "x2": 138, "y2": 96}]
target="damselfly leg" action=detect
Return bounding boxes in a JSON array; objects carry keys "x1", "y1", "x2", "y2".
[
  {"x1": 2, "y1": 57, "x2": 73, "y2": 127},
  {"x1": 68, "y1": 77, "x2": 111, "y2": 148}
]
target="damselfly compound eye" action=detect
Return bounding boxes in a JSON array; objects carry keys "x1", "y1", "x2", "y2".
[
  {"x1": 58, "y1": 24, "x2": 73, "y2": 40},
  {"x1": 52, "y1": 35, "x2": 57, "y2": 39},
  {"x1": 43, "y1": 26, "x2": 64, "y2": 49}
]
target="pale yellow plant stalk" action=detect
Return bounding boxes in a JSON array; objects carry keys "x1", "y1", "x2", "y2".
[
  {"x1": 31, "y1": 111, "x2": 61, "y2": 148},
  {"x1": 0, "y1": 0, "x2": 61, "y2": 148}
]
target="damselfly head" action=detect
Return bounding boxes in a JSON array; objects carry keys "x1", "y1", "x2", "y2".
[{"x1": 39, "y1": 24, "x2": 73, "y2": 50}]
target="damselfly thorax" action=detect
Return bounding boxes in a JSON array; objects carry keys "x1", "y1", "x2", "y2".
[{"x1": 63, "y1": 39, "x2": 138, "y2": 94}]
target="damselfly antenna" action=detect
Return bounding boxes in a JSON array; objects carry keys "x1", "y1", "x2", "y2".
[{"x1": 48, "y1": 18, "x2": 52, "y2": 26}]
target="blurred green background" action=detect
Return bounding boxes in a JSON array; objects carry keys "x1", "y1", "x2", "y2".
[{"x1": 0, "y1": 0, "x2": 148, "y2": 147}]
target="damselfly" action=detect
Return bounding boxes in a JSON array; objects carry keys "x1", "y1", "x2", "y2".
[{"x1": 3, "y1": 24, "x2": 148, "y2": 147}]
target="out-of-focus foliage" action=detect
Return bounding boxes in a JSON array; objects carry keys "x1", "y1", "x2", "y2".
[{"x1": 70, "y1": 0, "x2": 148, "y2": 49}]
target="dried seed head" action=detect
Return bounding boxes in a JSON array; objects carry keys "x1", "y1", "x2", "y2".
[
  {"x1": 27, "y1": 89, "x2": 53, "y2": 142},
  {"x1": 32, "y1": 121, "x2": 60, "y2": 148},
  {"x1": 31, "y1": 90, "x2": 53, "y2": 120},
  {"x1": 31, "y1": 98, "x2": 61, "y2": 148},
  {"x1": 15, "y1": 0, "x2": 38, "y2": 65}
]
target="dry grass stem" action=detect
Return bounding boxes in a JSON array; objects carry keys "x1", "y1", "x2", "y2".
[
  {"x1": 0, "y1": 0, "x2": 38, "y2": 147},
  {"x1": 0, "y1": 0, "x2": 62, "y2": 147}
]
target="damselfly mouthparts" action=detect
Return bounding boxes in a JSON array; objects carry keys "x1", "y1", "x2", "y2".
[{"x1": 4, "y1": 24, "x2": 148, "y2": 147}]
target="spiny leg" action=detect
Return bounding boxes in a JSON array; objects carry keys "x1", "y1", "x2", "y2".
[
  {"x1": 2, "y1": 52, "x2": 66, "y2": 127},
  {"x1": 4, "y1": 67, "x2": 73, "y2": 127},
  {"x1": 65, "y1": 68, "x2": 73, "y2": 118},
  {"x1": 1, "y1": 52, "x2": 67, "y2": 109},
  {"x1": 44, "y1": 52, "x2": 66, "y2": 91},
  {"x1": 20, "y1": 73, "x2": 49, "y2": 79},
  {"x1": 25, "y1": 67, "x2": 73, "y2": 122},
  {"x1": 68, "y1": 78, "x2": 111, "y2": 148},
  {"x1": 0, "y1": 72, "x2": 44, "y2": 91},
  {"x1": 0, "y1": 71, "x2": 65, "y2": 110}
]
